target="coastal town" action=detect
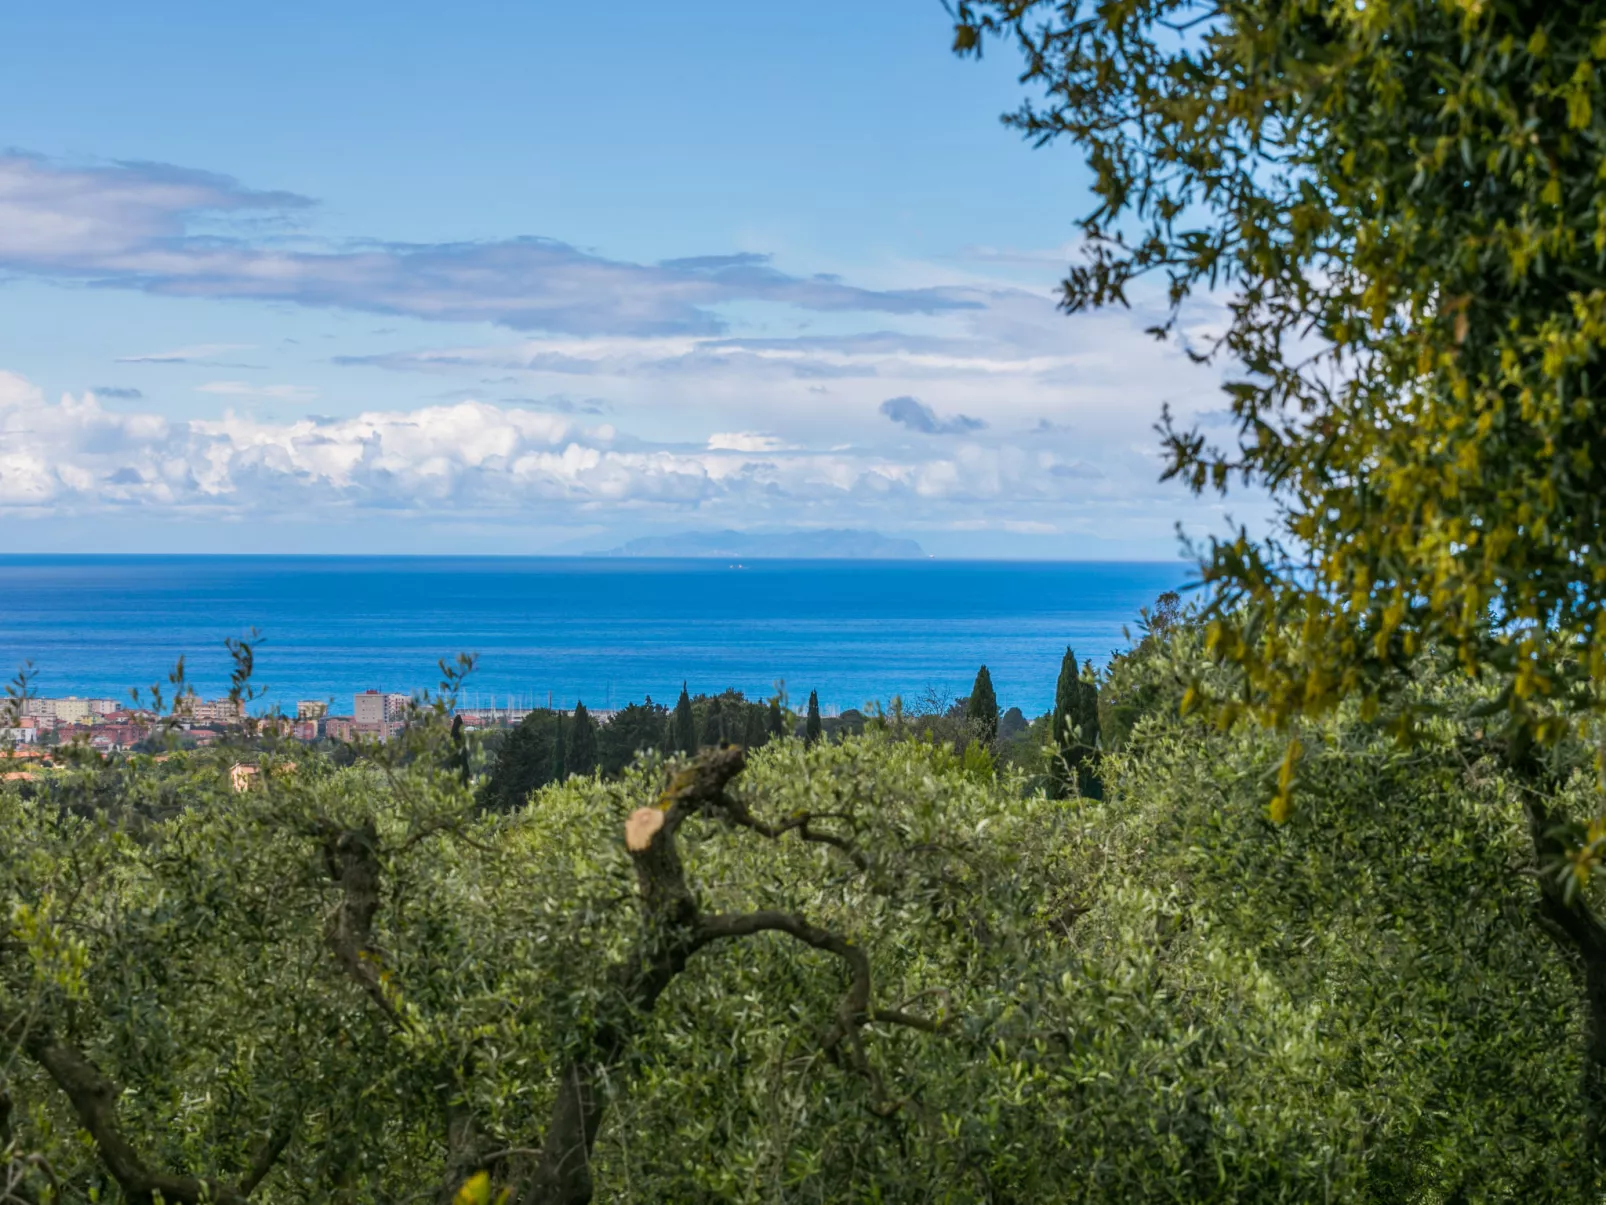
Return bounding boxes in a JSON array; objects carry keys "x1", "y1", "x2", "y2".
[{"x1": 0, "y1": 689, "x2": 593, "y2": 755}]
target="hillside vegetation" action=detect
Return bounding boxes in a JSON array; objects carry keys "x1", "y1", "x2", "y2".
[{"x1": 1, "y1": 620, "x2": 1596, "y2": 1203}]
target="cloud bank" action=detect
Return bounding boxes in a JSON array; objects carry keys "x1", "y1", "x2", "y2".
[{"x1": 0, "y1": 371, "x2": 1188, "y2": 540}]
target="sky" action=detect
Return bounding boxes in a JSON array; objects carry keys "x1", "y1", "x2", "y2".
[{"x1": 0, "y1": 0, "x2": 1249, "y2": 559}]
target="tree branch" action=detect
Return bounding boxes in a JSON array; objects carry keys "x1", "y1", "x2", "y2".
[
  {"x1": 715, "y1": 797, "x2": 870, "y2": 872},
  {"x1": 21, "y1": 1029, "x2": 290, "y2": 1205},
  {"x1": 320, "y1": 819, "x2": 409, "y2": 1029},
  {"x1": 514, "y1": 747, "x2": 953, "y2": 1202},
  {"x1": 694, "y1": 910, "x2": 951, "y2": 1110}
]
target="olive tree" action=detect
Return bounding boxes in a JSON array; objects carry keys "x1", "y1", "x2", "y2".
[
  {"x1": 0, "y1": 712, "x2": 1030, "y2": 1204},
  {"x1": 956, "y1": 0, "x2": 1606, "y2": 1170}
]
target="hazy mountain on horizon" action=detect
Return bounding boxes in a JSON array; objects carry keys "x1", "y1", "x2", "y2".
[{"x1": 597, "y1": 528, "x2": 928, "y2": 559}]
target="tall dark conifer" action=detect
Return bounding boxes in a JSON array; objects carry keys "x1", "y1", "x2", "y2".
[
  {"x1": 768, "y1": 697, "x2": 785, "y2": 738},
  {"x1": 966, "y1": 665, "x2": 999, "y2": 744},
  {"x1": 1074, "y1": 662, "x2": 1102, "y2": 798},
  {"x1": 1051, "y1": 647, "x2": 1101, "y2": 798},
  {"x1": 550, "y1": 710, "x2": 568, "y2": 782},
  {"x1": 744, "y1": 705, "x2": 768, "y2": 749},
  {"x1": 673, "y1": 683, "x2": 697, "y2": 755},
  {"x1": 1051, "y1": 648, "x2": 1078, "y2": 799},
  {"x1": 805, "y1": 691, "x2": 823, "y2": 745},
  {"x1": 566, "y1": 700, "x2": 598, "y2": 776},
  {"x1": 700, "y1": 696, "x2": 725, "y2": 748}
]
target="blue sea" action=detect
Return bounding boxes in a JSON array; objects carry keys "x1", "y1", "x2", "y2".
[{"x1": 0, "y1": 557, "x2": 1190, "y2": 717}]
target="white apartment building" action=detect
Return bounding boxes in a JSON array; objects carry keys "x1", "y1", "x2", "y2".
[{"x1": 296, "y1": 700, "x2": 329, "y2": 720}]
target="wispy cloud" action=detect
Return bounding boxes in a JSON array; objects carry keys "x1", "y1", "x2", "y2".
[
  {"x1": 879, "y1": 395, "x2": 986, "y2": 435},
  {"x1": 116, "y1": 343, "x2": 257, "y2": 365},
  {"x1": 92, "y1": 386, "x2": 144, "y2": 399},
  {"x1": 0, "y1": 153, "x2": 982, "y2": 337},
  {"x1": 196, "y1": 381, "x2": 317, "y2": 401}
]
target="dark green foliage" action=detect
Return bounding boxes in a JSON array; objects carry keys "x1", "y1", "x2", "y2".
[
  {"x1": 743, "y1": 705, "x2": 767, "y2": 749},
  {"x1": 828, "y1": 708, "x2": 866, "y2": 741},
  {"x1": 965, "y1": 665, "x2": 998, "y2": 744},
  {"x1": 672, "y1": 682, "x2": 696, "y2": 755},
  {"x1": 1073, "y1": 667, "x2": 1101, "y2": 799},
  {"x1": 599, "y1": 700, "x2": 667, "y2": 776},
  {"x1": 995, "y1": 709, "x2": 1052, "y2": 787},
  {"x1": 768, "y1": 697, "x2": 785, "y2": 738},
  {"x1": 1100, "y1": 593, "x2": 1187, "y2": 752},
  {"x1": 700, "y1": 695, "x2": 725, "y2": 748},
  {"x1": 549, "y1": 710, "x2": 566, "y2": 781},
  {"x1": 805, "y1": 690, "x2": 822, "y2": 745},
  {"x1": 478, "y1": 708, "x2": 563, "y2": 811},
  {"x1": 998, "y1": 706, "x2": 1027, "y2": 740},
  {"x1": 1050, "y1": 647, "x2": 1100, "y2": 798},
  {"x1": 564, "y1": 701, "x2": 598, "y2": 777}
]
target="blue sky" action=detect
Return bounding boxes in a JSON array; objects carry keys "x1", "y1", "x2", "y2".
[{"x1": 0, "y1": 0, "x2": 1242, "y2": 557}]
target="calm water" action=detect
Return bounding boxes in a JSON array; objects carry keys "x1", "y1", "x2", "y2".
[{"x1": 0, "y1": 556, "x2": 1190, "y2": 716}]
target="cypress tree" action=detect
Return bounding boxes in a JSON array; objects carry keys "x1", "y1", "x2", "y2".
[
  {"x1": 566, "y1": 700, "x2": 599, "y2": 776},
  {"x1": 1073, "y1": 661, "x2": 1102, "y2": 799},
  {"x1": 805, "y1": 691, "x2": 823, "y2": 745},
  {"x1": 1050, "y1": 647, "x2": 1101, "y2": 798},
  {"x1": 700, "y1": 696, "x2": 725, "y2": 748},
  {"x1": 966, "y1": 665, "x2": 999, "y2": 744},
  {"x1": 550, "y1": 710, "x2": 568, "y2": 782},
  {"x1": 744, "y1": 704, "x2": 768, "y2": 749},
  {"x1": 1051, "y1": 647, "x2": 1079, "y2": 799},
  {"x1": 768, "y1": 697, "x2": 785, "y2": 738},
  {"x1": 673, "y1": 683, "x2": 697, "y2": 755}
]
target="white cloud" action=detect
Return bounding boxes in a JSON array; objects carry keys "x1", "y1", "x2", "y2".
[
  {"x1": 0, "y1": 371, "x2": 1241, "y2": 547},
  {"x1": 707, "y1": 432, "x2": 792, "y2": 452}
]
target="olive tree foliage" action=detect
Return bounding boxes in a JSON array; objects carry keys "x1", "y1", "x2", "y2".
[
  {"x1": 1091, "y1": 624, "x2": 1592, "y2": 1202},
  {"x1": 955, "y1": 0, "x2": 1606, "y2": 1172},
  {"x1": 0, "y1": 703, "x2": 1051, "y2": 1204},
  {"x1": 952, "y1": 0, "x2": 1606, "y2": 792},
  {"x1": 2, "y1": 641, "x2": 1595, "y2": 1201}
]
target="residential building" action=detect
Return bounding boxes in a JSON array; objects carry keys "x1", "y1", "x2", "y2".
[
  {"x1": 181, "y1": 697, "x2": 244, "y2": 725},
  {"x1": 296, "y1": 700, "x2": 329, "y2": 720},
  {"x1": 52, "y1": 697, "x2": 92, "y2": 724},
  {"x1": 324, "y1": 716, "x2": 355, "y2": 742},
  {"x1": 354, "y1": 690, "x2": 410, "y2": 735}
]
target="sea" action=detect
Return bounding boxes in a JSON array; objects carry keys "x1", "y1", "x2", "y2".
[{"x1": 0, "y1": 556, "x2": 1191, "y2": 717}]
